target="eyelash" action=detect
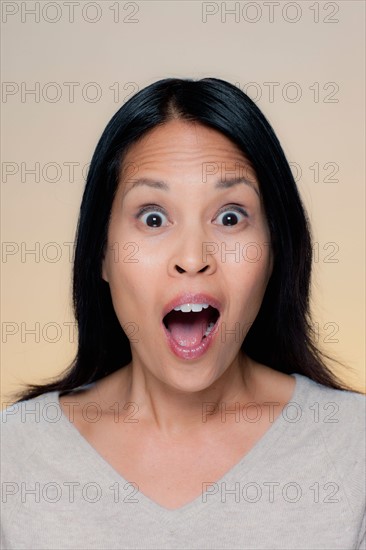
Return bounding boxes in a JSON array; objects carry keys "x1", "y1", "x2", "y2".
[{"x1": 135, "y1": 204, "x2": 248, "y2": 227}]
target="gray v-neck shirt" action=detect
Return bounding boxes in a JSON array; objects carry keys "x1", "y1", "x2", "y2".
[{"x1": 1, "y1": 373, "x2": 365, "y2": 549}]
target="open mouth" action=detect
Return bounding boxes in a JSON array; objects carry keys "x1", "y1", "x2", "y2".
[{"x1": 162, "y1": 306, "x2": 220, "y2": 347}]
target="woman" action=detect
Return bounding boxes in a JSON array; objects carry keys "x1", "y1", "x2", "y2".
[{"x1": 1, "y1": 77, "x2": 365, "y2": 549}]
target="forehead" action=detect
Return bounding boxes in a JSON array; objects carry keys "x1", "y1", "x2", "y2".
[{"x1": 121, "y1": 119, "x2": 253, "y2": 171}]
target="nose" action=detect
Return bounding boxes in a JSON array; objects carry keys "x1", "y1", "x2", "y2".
[
  {"x1": 167, "y1": 226, "x2": 217, "y2": 277},
  {"x1": 175, "y1": 263, "x2": 209, "y2": 274}
]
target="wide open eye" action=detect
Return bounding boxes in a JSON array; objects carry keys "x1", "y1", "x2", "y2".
[
  {"x1": 137, "y1": 205, "x2": 168, "y2": 228},
  {"x1": 215, "y1": 206, "x2": 248, "y2": 227}
]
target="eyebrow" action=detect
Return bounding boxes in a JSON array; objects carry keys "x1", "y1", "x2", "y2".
[{"x1": 123, "y1": 176, "x2": 260, "y2": 198}]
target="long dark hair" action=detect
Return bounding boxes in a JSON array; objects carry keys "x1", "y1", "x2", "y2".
[{"x1": 10, "y1": 77, "x2": 361, "y2": 403}]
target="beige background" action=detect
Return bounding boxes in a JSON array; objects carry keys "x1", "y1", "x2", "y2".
[{"x1": 1, "y1": 0, "x2": 365, "y2": 404}]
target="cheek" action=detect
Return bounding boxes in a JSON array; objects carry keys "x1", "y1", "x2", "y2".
[
  {"x1": 223, "y1": 236, "x2": 272, "y2": 278},
  {"x1": 103, "y1": 244, "x2": 161, "y2": 321},
  {"x1": 226, "y1": 245, "x2": 272, "y2": 316}
]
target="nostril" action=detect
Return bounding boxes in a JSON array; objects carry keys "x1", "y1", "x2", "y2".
[{"x1": 175, "y1": 265, "x2": 210, "y2": 274}]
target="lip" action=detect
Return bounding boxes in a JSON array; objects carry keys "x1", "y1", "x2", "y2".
[
  {"x1": 161, "y1": 292, "x2": 222, "y2": 320},
  {"x1": 161, "y1": 292, "x2": 222, "y2": 361}
]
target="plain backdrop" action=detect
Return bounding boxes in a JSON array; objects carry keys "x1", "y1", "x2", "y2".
[{"x1": 1, "y1": 0, "x2": 365, "y2": 403}]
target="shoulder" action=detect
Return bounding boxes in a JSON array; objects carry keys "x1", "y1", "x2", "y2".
[
  {"x1": 1, "y1": 391, "x2": 61, "y2": 425},
  {"x1": 259, "y1": 366, "x2": 366, "y2": 438},
  {"x1": 294, "y1": 373, "x2": 365, "y2": 427},
  {"x1": 1, "y1": 391, "x2": 61, "y2": 462},
  {"x1": 290, "y1": 373, "x2": 365, "y2": 477}
]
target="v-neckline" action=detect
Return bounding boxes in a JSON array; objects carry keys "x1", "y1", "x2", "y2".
[{"x1": 46, "y1": 373, "x2": 304, "y2": 524}]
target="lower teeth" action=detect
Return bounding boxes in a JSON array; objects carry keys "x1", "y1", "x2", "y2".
[{"x1": 203, "y1": 321, "x2": 215, "y2": 338}]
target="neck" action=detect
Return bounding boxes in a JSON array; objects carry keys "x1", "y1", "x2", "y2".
[{"x1": 98, "y1": 353, "x2": 260, "y2": 438}]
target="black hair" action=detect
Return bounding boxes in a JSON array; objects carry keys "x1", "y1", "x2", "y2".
[{"x1": 11, "y1": 77, "x2": 361, "y2": 403}]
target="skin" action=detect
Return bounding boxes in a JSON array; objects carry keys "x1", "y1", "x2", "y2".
[
  {"x1": 96, "y1": 118, "x2": 293, "y2": 437},
  {"x1": 58, "y1": 119, "x2": 296, "y2": 509}
]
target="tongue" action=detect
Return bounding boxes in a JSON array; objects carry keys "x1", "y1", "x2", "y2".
[{"x1": 166, "y1": 310, "x2": 211, "y2": 347}]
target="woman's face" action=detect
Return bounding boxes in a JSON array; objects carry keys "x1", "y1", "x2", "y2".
[{"x1": 102, "y1": 119, "x2": 273, "y2": 391}]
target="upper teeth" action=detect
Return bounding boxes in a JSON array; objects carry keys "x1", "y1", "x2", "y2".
[{"x1": 173, "y1": 303, "x2": 210, "y2": 313}]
